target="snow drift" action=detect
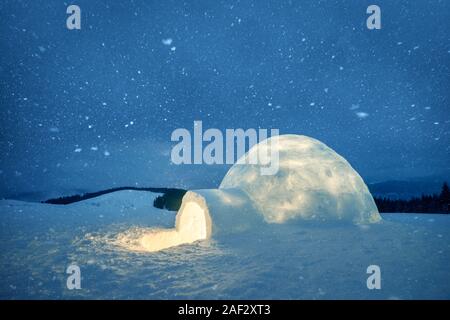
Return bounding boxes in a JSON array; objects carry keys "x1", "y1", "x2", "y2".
[{"x1": 144, "y1": 134, "x2": 380, "y2": 252}]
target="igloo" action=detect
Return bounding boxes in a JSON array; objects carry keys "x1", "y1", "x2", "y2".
[{"x1": 141, "y1": 134, "x2": 381, "y2": 252}]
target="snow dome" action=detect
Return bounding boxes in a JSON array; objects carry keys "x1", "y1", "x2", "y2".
[
  {"x1": 141, "y1": 134, "x2": 381, "y2": 252},
  {"x1": 219, "y1": 134, "x2": 381, "y2": 224}
]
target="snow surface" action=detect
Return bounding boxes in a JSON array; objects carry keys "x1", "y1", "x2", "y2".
[{"x1": 0, "y1": 190, "x2": 449, "y2": 299}]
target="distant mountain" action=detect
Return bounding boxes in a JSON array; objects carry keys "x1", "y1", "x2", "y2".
[{"x1": 368, "y1": 175, "x2": 450, "y2": 200}]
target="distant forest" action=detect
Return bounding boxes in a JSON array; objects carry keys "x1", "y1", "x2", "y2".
[{"x1": 373, "y1": 182, "x2": 450, "y2": 214}]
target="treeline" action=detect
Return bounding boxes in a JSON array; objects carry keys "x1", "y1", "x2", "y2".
[
  {"x1": 374, "y1": 182, "x2": 450, "y2": 214},
  {"x1": 153, "y1": 189, "x2": 187, "y2": 211}
]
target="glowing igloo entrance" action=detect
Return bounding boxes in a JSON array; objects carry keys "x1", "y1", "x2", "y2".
[{"x1": 139, "y1": 192, "x2": 212, "y2": 252}]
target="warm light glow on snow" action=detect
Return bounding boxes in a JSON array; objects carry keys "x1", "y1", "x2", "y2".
[{"x1": 137, "y1": 201, "x2": 210, "y2": 252}]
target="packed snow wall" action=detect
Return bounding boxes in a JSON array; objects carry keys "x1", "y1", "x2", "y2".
[
  {"x1": 139, "y1": 188, "x2": 263, "y2": 252},
  {"x1": 220, "y1": 134, "x2": 381, "y2": 224},
  {"x1": 142, "y1": 134, "x2": 381, "y2": 252}
]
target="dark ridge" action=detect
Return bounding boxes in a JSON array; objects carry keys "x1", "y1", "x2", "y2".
[
  {"x1": 42, "y1": 186, "x2": 187, "y2": 211},
  {"x1": 374, "y1": 182, "x2": 450, "y2": 214}
]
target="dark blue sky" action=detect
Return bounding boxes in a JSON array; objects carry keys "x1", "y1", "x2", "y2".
[{"x1": 0, "y1": 0, "x2": 449, "y2": 198}]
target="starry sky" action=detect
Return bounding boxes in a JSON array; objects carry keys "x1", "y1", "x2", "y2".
[{"x1": 0, "y1": 0, "x2": 449, "y2": 199}]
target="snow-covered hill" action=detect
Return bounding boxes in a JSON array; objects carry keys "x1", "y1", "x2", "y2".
[{"x1": 0, "y1": 190, "x2": 449, "y2": 299}]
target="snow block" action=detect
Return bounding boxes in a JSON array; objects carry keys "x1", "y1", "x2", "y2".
[{"x1": 183, "y1": 188, "x2": 265, "y2": 236}]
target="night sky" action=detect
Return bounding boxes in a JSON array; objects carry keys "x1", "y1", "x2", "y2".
[{"x1": 0, "y1": 0, "x2": 449, "y2": 199}]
